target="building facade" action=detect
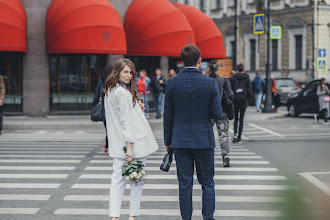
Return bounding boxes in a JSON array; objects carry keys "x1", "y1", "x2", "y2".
[
  {"x1": 0, "y1": 0, "x2": 183, "y2": 116},
  {"x1": 178, "y1": 0, "x2": 330, "y2": 82}
]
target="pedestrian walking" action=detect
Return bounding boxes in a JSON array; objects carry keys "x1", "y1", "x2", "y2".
[
  {"x1": 314, "y1": 78, "x2": 330, "y2": 124},
  {"x1": 167, "y1": 69, "x2": 176, "y2": 79},
  {"x1": 93, "y1": 65, "x2": 113, "y2": 153},
  {"x1": 208, "y1": 60, "x2": 234, "y2": 167},
  {"x1": 164, "y1": 45, "x2": 222, "y2": 220},
  {"x1": 0, "y1": 75, "x2": 5, "y2": 135},
  {"x1": 137, "y1": 69, "x2": 151, "y2": 119},
  {"x1": 104, "y1": 59, "x2": 159, "y2": 220},
  {"x1": 229, "y1": 63, "x2": 252, "y2": 144},
  {"x1": 252, "y1": 71, "x2": 265, "y2": 112},
  {"x1": 148, "y1": 68, "x2": 166, "y2": 119}
]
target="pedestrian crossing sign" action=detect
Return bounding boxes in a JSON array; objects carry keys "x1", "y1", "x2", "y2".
[
  {"x1": 270, "y1": 26, "x2": 282, "y2": 39},
  {"x1": 253, "y1": 13, "x2": 265, "y2": 35},
  {"x1": 317, "y1": 58, "x2": 327, "y2": 71}
]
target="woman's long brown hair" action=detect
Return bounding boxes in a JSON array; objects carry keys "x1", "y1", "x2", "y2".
[{"x1": 105, "y1": 58, "x2": 138, "y2": 106}]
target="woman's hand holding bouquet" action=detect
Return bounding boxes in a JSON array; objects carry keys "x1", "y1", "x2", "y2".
[{"x1": 122, "y1": 146, "x2": 147, "y2": 184}]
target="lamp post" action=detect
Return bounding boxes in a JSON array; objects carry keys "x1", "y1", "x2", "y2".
[
  {"x1": 234, "y1": 0, "x2": 238, "y2": 69},
  {"x1": 262, "y1": 0, "x2": 274, "y2": 113}
]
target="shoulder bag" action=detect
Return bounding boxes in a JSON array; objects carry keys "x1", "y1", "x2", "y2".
[{"x1": 91, "y1": 88, "x2": 104, "y2": 122}]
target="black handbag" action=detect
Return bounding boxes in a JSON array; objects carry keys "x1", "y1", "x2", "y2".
[
  {"x1": 160, "y1": 148, "x2": 174, "y2": 172},
  {"x1": 91, "y1": 88, "x2": 104, "y2": 122},
  {"x1": 222, "y1": 90, "x2": 234, "y2": 120}
]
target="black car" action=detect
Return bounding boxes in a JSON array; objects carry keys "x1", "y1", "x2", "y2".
[{"x1": 287, "y1": 79, "x2": 330, "y2": 117}]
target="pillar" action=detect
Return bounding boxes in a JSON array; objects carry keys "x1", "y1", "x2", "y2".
[
  {"x1": 21, "y1": 0, "x2": 52, "y2": 116},
  {"x1": 160, "y1": 56, "x2": 169, "y2": 78}
]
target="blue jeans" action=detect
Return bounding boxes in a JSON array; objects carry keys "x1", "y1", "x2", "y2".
[
  {"x1": 255, "y1": 93, "x2": 262, "y2": 111},
  {"x1": 153, "y1": 93, "x2": 163, "y2": 117},
  {"x1": 144, "y1": 94, "x2": 150, "y2": 113}
]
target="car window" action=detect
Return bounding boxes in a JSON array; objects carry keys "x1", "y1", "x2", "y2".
[
  {"x1": 275, "y1": 79, "x2": 297, "y2": 88},
  {"x1": 303, "y1": 82, "x2": 318, "y2": 96}
]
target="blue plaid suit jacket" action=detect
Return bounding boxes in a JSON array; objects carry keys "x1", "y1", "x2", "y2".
[{"x1": 164, "y1": 68, "x2": 223, "y2": 149}]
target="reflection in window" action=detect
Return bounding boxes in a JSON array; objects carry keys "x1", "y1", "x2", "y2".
[
  {"x1": 49, "y1": 54, "x2": 106, "y2": 112},
  {"x1": 272, "y1": 39, "x2": 278, "y2": 71},
  {"x1": 0, "y1": 52, "x2": 23, "y2": 113},
  {"x1": 295, "y1": 35, "x2": 302, "y2": 70},
  {"x1": 49, "y1": 55, "x2": 106, "y2": 95}
]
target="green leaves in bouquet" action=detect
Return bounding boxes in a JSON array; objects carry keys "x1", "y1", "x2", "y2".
[{"x1": 123, "y1": 146, "x2": 127, "y2": 154}]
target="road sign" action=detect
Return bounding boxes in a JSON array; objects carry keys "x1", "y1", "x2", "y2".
[
  {"x1": 317, "y1": 58, "x2": 327, "y2": 71},
  {"x1": 253, "y1": 13, "x2": 265, "y2": 35},
  {"x1": 270, "y1": 26, "x2": 282, "y2": 39},
  {"x1": 319, "y1": 49, "x2": 326, "y2": 58}
]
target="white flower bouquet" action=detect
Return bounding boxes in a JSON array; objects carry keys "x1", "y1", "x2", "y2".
[{"x1": 122, "y1": 146, "x2": 147, "y2": 184}]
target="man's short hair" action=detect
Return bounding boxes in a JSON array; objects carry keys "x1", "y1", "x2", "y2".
[
  {"x1": 155, "y1": 68, "x2": 161, "y2": 71},
  {"x1": 180, "y1": 44, "x2": 201, "y2": 67},
  {"x1": 237, "y1": 63, "x2": 244, "y2": 72}
]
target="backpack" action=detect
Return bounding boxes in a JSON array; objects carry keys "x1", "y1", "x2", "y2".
[{"x1": 233, "y1": 78, "x2": 247, "y2": 102}]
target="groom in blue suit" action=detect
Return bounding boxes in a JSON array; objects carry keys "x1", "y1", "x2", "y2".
[{"x1": 164, "y1": 45, "x2": 222, "y2": 220}]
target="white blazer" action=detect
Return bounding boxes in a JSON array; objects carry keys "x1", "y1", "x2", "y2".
[{"x1": 104, "y1": 84, "x2": 159, "y2": 159}]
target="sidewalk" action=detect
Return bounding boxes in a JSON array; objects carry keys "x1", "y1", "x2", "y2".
[{"x1": 3, "y1": 107, "x2": 287, "y2": 130}]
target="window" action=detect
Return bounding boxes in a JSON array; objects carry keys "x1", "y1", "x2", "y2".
[
  {"x1": 49, "y1": 54, "x2": 107, "y2": 112},
  {"x1": 250, "y1": 39, "x2": 256, "y2": 71},
  {"x1": 200, "y1": 0, "x2": 205, "y2": 11},
  {"x1": 216, "y1": 0, "x2": 221, "y2": 9},
  {"x1": 0, "y1": 52, "x2": 23, "y2": 113},
  {"x1": 295, "y1": 35, "x2": 302, "y2": 70},
  {"x1": 231, "y1": 41, "x2": 236, "y2": 69},
  {"x1": 272, "y1": 39, "x2": 278, "y2": 71},
  {"x1": 184, "y1": 0, "x2": 189, "y2": 4}
]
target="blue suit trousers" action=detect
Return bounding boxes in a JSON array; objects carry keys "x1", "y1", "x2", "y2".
[{"x1": 173, "y1": 148, "x2": 215, "y2": 220}]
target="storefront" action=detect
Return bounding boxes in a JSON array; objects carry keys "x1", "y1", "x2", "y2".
[
  {"x1": 0, "y1": 0, "x2": 26, "y2": 115},
  {"x1": 46, "y1": 0, "x2": 126, "y2": 113}
]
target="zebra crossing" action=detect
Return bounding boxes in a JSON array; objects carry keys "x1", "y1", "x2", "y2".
[{"x1": 0, "y1": 134, "x2": 297, "y2": 220}]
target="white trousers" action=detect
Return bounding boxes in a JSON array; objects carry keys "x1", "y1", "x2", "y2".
[{"x1": 109, "y1": 156, "x2": 147, "y2": 218}]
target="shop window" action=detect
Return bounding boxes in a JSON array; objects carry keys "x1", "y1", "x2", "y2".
[
  {"x1": 49, "y1": 54, "x2": 106, "y2": 113},
  {"x1": 0, "y1": 52, "x2": 23, "y2": 114}
]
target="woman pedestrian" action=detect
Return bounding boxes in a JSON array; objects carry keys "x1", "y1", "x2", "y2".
[
  {"x1": 315, "y1": 78, "x2": 329, "y2": 123},
  {"x1": 104, "y1": 58, "x2": 159, "y2": 220},
  {"x1": 93, "y1": 65, "x2": 113, "y2": 153},
  {"x1": 167, "y1": 69, "x2": 176, "y2": 79},
  {"x1": 208, "y1": 60, "x2": 234, "y2": 167},
  {"x1": 136, "y1": 70, "x2": 151, "y2": 118}
]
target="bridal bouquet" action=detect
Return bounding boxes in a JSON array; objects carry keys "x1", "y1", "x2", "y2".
[{"x1": 122, "y1": 146, "x2": 147, "y2": 184}]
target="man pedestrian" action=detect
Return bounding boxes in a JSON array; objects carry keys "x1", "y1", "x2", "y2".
[
  {"x1": 229, "y1": 63, "x2": 252, "y2": 144},
  {"x1": 0, "y1": 75, "x2": 5, "y2": 135},
  {"x1": 252, "y1": 71, "x2": 265, "y2": 112},
  {"x1": 164, "y1": 44, "x2": 222, "y2": 220},
  {"x1": 148, "y1": 68, "x2": 166, "y2": 119},
  {"x1": 209, "y1": 60, "x2": 234, "y2": 167}
]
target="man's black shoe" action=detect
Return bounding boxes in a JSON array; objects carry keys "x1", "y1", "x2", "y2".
[
  {"x1": 223, "y1": 156, "x2": 230, "y2": 167},
  {"x1": 156, "y1": 115, "x2": 161, "y2": 119}
]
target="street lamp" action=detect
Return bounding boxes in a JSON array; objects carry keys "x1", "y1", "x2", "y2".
[{"x1": 262, "y1": 0, "x2": 274, "y2": 113}]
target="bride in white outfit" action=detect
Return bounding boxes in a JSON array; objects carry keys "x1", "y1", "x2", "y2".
[{"x1": 104, "y1": 58, "x2": 159, "y2": 220}]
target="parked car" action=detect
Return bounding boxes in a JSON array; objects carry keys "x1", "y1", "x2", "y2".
[
  {"x1": 268, "y1": 77, "x2": 301, "y2": 105},
  {"x1": 287, "y1": 79, "x2": 330, "y2": 117}
]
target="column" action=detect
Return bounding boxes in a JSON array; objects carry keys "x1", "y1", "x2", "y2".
[{"x1": 21, "y1": 0, "x2": 52, "y2": 116}]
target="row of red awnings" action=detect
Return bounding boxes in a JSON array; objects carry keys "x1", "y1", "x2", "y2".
[{"x1": 0, "y1": 0, "x2": 226, "y2": 58}]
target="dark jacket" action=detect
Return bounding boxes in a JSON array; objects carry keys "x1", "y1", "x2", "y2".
[
  {"x1": 148, "y1": 75, "x2": 166, "y2": 94},
  {"x1": 213, "y1": 75, "x2": 233, "y2": 113},
  {"x1": 93, "y1": 80, "x2": 106, "y2": 121},
  {"x1": 229, "y1": 73, "x2": 252, "y2": 109},
  {"x1": 252, "y1": 75, "x2": 265, "y2": 94},
  {"x1": 163, "y1": 68, "x2": 222, "y2": 149}
]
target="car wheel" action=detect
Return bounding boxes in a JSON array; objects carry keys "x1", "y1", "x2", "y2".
[{"x1": 288, "y1": 104, "x2": 300, "y2": 117}]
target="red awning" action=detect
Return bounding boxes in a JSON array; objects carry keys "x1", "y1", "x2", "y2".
[
  {"x1": 175, "y1": 3, "x2": 226, "y2": 59},
  {"x1": 46, "y1": 0, "x2": 126, "y2": 54},
  {"x1": 125, "y1": 0, "x2": 195, "y2": 57},
  {"x1": 0, "y1": 0, "x2": 27, "y2": 52}
]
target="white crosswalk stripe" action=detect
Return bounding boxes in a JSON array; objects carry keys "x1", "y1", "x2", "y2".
[{"x1": 0, "y1": 136, "x2": 296, "y2": 219}]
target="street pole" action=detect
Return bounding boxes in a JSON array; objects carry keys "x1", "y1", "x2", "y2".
[
  {"x1": 262, "y1": 0, "x2": 273, "y2": 113},
  {"x1": 312, "y1": 17, "x2": 315, "y2": 79},
  {"x1": 234, "y1": 0, "x2": 237, "y2": 69}
]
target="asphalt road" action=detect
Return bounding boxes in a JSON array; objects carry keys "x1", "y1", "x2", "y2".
[{"x1": 0, "y1": 115, "x2": 329, "y2": 220}]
